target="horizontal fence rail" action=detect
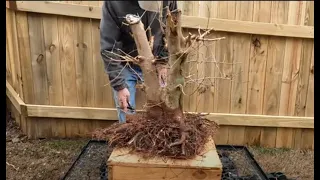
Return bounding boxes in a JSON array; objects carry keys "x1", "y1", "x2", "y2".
[
  {"x1": 7, "y1": 1, "x2": 314, "y2": 39},
  {"x1": 6, "y1": 81, "x2": 315, "y2": 149},
  {"x1": 6, "y1": 81, "x2": 314, "y2": 129}
]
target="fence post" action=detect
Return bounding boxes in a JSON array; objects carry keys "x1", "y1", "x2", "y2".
[{"x1": 6, "y1": 1, "x2": 17, "y2": 10}]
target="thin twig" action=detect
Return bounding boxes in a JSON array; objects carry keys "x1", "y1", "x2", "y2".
[
  {"x1": 6, "y1": 162, "x2": 19, "y2": 171},
  {"x1": 175, "y1": 84, "x2": 186, "y2": 95},
  {"x1": 197, "y1": 37, "x2": 226, "y2": 42},
  {"x1": 103, "y1": 64, "x2": 128, "y2": 87},
  {"x1": 186, "y1": 60, "x2": 242, "y2": 65},
  {"x1": 185, "y1": 77, "x2": 233, "y2": 84}
]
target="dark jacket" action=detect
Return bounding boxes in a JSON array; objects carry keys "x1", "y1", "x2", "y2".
[{"x1": 100, "y1": 1, "x2": 177, "y2": 91}]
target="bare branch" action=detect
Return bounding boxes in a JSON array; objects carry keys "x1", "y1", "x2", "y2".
[
  {"x1": 199, "y1": 28, "x2": 215, "y2": 39},
  {"x1": 196, "y1": 37, "x2": 226, "y2": 42},
  {"x1": 103, "y1": 64, "x2": 128, "y2": 87},
  {"x1": 186, "y1": 60, "x2": 242, "y2": 65},
  {"x1": 185, "y1": 77, "x2": 233, "y2": 84},
  {"x1": 175, "y1": 84, "x2": 186, "y2": 95}
]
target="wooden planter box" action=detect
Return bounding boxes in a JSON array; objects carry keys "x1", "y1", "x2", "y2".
[{"x1": 107, "y1": 139, "x2": 222, "y2": 180}]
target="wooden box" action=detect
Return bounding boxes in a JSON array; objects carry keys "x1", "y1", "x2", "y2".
[{"x1": 107, "y1": 139, "x2": 222, "y2": 180}]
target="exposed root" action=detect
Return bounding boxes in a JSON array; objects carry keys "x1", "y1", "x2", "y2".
[
  {"x1": 93, "y1": 113, "x2": 219, "y2": 159},
  {"x1": 169, "y1": 131, "x2": 186, "y2": 146},
  {"x1": 175, "y1": 84, "x2": 186, "y2": 95},
  {"x1": 127, "y1": 131, "x2": 143, "y2": 145},
  {"x1": 6, "y1": 162, "x2": 19, "y2": 171}
]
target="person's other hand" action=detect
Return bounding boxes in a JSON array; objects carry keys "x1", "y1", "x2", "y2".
[{"x1": 117, "y1": 88, "x2": 130, "y2": 112}]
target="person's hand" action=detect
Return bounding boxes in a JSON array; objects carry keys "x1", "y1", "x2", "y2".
[
  {"x1": 117, "y1": 88, "x2": 130, "y2": 112},
  {"x1": 156, "y1": 64, "x2": 167, "y2": 87}
]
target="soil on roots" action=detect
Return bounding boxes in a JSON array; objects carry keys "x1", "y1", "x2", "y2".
[{"x1": 92, "y1": 113, "x2": 219, "y2": 159}]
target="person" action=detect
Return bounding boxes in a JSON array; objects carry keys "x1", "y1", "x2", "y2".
[{"x1": 100, "y1": 1, "x2": 177, "y2": 123}]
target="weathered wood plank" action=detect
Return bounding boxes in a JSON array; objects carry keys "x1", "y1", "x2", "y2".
[
  {"x1": 214, "y1": 126, "x2": 229, "y2": 145},
  {"x1": 15, "y1": 12, "x2": 36, "y2": 137},
  {"x1": 292, "y1": 129, "x2": 302, "y2": 149},
  {"x1": 25, "y1": 105, "x2": 314, "y2": 129},
  {"x1": 186, "y1": 2, "x2": 199, "y2": 113},
  {"x1": 28, "y1": 13, "x2": 52, "y2": 138},
  {"x1": 294, "y1": 39, "x2": 313, "y2": 116},
  {"x1": 214, "y1": 2, "x2": 235, "y2": 114},
  {"x1": 287, "y1": 2, "x2": 307, "y2": 116},
  {"x1": 276, "y1": 128, "x2": 293, "y2": 148},
  {"x1": 43, "y1": 13, "x2": 63, "y2": 105},
  {"x1": 228, "y1": 1, "x2": 253, "y2": 146},
  {"x1": 213, "y1": 1, "x2": 236, "y2": 145},
  {"x1": 263, "y1": 1, "x2": 288, "y2": 116},
  {"x1": 28, "y1": 13, "x2": 49, "y2": 105},
  {"x1": 6, "y1": 1, "x2": 17, "y2": 9},
  {"x1": 26, "y1": 117, "x2": 37, "y2": 139},
  {"x1": 72, "y1": 0, "x2": 96, "y2": 136},
  {"x1": 245, "y1": 1, "x2": 272, "y2": 146},
  {"x1": 108, "y1": 139, "x2": 222, "y2": 170},
  {"x1": 74, "y1": 17, "x2": 94, "y2": 107},
  {"x1": 58, "y1": 16, "x2": 78, "y2": 106},
  {"x1": 6, "y1": 9, "x2": 18, "y2": 95},
  {"x1": 57, "y1": 15, "x2": 79, "y2": 137},
  {"x1": 6, "y1": 35, "x2": 13, "y2": 86},
  {"x1": 110, "y1": 166, "x2": 221, "y2": 180},
  {"x1": 15, "y1": 12, "x2": 35, "y2": 104},
  {"x1": 305, "y1": 45, "x2": 314, "y2": 117},
  {"x1": 43, "y1": 14, "x2": 65, "y2": 137},
  {"x1": 200, "y1": 1, "x2": 218, "y2": 114},
  {"x1": 6, "y1": 81, "x2": 25, "y2": 114},
  {"x1": 11, "y1": 104, "x2": 22, "y2": 127},
  {"x1": 91, "y1": 19, "x2": 114, "y2": 108},
  {"x1": 260, "y1": 1, "x2": 289, "y2": 148},
  {"x1": 6, "y1": 9, "x2": 24, "y2": 100},
  {"x1": 15, "y1": 1, "x2": 101, "y2": 19},
  {"x1": 301, "y1": 129, "x2": 314, "y2": 149},
  {"x1": 196, "y1": 1, "x2": 210, "y2": 113},
  {"x1": 26, "y1": 105, "x2": 119, "y2": 120},
  {"x1": 294, "y1": 1, "x2": 314, "y2": 116},
  {"x1": 204, "y1": 113, "x2": 313, "y2": 129},
  {"x1": 277, "y1": 1, "x2": 306, "y2": 148},
  {"x1": 181, "y1": 1, "x2": 195, "y2": 112},
  {"x1": 6, "y1": 97, "x2": 27, "y2": 134}
]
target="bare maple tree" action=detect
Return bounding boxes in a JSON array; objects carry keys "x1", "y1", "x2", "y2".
[{"x1": 95, "y1": 8, "x2": 240, "y2": 158}]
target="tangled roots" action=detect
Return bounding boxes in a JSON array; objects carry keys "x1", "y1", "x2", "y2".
[{"x1": 92, "y1": 113, "x2": 219, "y2": 159}]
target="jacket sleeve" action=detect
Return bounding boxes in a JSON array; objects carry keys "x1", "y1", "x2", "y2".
[
  {"x1": 100, "y1": 1, "x2": 128, "y2": 91},
  {"x1": 151, "y1": 1, "x2": 178, "y2": 64}
]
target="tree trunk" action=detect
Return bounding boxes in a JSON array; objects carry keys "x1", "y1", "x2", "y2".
[{"x1": 125, "y1": 9, "x2": 190, "y2": 153}]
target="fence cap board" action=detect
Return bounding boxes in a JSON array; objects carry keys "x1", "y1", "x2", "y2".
[{"x1": 8, "y1": 1, "x2": 314, "y2": 39}]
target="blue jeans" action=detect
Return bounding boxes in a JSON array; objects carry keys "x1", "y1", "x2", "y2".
[{"x1": 112, "y1": 65, "x2": 143, "y2": 123}]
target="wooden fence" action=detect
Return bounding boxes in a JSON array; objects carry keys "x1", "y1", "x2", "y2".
[{"x1": 6, "y1": 1, "x2": 314, "y2": 149}]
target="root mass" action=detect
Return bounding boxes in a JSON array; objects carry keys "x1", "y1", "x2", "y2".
[{"x1": 93, "y1": 113, "x2": 219, "y2": 159}]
